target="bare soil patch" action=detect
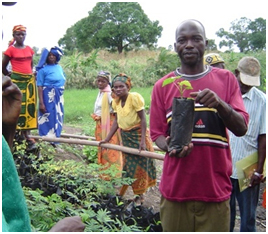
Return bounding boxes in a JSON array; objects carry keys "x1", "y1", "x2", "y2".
[{"x1": 61, "y1": 125, "x2": 266, "y2": 232}]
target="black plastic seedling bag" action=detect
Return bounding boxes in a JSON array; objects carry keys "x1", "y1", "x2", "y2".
[{"x1": 168, "y1": 97, "x2": 195, "y2": 156}]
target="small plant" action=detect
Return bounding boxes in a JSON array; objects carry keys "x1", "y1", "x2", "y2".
[
  {"x1": 162, "y1": 76, "x2": 193, "y2": 98},
  {"x1": 162, "y1": 76, "x2": 195, "y2": 156}
]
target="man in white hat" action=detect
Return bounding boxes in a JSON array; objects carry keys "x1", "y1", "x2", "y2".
[{"x1": 229, "y1": 56, "x2": 266, "y2": 232}]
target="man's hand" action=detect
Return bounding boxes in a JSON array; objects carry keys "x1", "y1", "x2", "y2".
[
  {"x1": 190, "y1": 88, "x2": 221, "y2": 108},
  {"x1": 169, "y1": 142, "x2": 194, "y2": 157},
  {"x1": 2, "y1": 75, "x2": 22, "y2": 126}
]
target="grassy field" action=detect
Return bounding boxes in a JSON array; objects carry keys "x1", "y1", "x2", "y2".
[{"x1": 63, "y1": 87, "x2": 153, "y2": 135}]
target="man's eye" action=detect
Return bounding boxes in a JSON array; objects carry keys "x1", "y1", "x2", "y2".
[
  {"x1": 194, "y1": 37, "x2": 202, "y2": 42},
  {"x1": 177, "y1": 39, "x2": 185, "y2": 43}
]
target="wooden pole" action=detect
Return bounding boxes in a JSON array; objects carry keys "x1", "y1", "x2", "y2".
[
  {"x1": 29, "y1": 135, "x2": 165, "y2": 161},
  {"x1": 60, "y1": 133, "x2": 163, "y2": 152},
  {"x1": 61, "y1": 133, "x2": 95, "y2": 140}
]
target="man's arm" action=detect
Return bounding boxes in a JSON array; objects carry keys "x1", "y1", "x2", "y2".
[
  {"x1": 249, "y1": 134, "x2": 266, "y2": 187},
  {"x1": 2, "y1": 55, "x2": 11, "y2": 76},
  {"x1": 190, "y1": 89, "x2": 248, "y2": 136},
  {"x1": 2, "y1": 76, "x2": 22, "y2": 149}
]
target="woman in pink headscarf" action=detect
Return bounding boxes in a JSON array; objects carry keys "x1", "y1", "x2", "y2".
[{"x1": 91, "y1": 71, "x2": 123, "y2": 180}]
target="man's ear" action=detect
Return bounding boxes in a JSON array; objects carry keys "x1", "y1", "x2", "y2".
[
  {"x1": 174, "y1": 42, "x2": 177, "y2": 53},
  {"x1": 234, "y1": 69, "x2": 240, "y2": 77},
  {"x1": 205, "y1": 39, "x2": 208, "y2": 48}
]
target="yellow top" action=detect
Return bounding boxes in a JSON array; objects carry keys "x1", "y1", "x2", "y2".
[{"x1": 112, "y1": 92, "x2": 144, "y2": 130}]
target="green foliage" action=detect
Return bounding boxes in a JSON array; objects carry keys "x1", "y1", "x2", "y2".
[
  {"x1": 248, "y1": 18, "x2": 266, "y2": 51},
  {"x1": 61, "y1": 50, "x2": 100, "y2": 89},
  {"x1": 162, "y1": 77, "x2": 193, "y2": 98},
  {"x1": 83, "y1": 146, "x2": 98, "y2": 163},
  {"x1": 206, "y1": 39, "x2": 218, "y2": 51},
  {"x1": 60, "y1": 49, "x2": 180, "y2": 89},
  {"x1": 59, "y1": 2, "x2": 163, "y2": 54},
  {"x1": 21, "y1": 142, "x2": 137, "y2": 232},
  {"x1": 145, "y1": 48, "x2": 179, "y2": 83},
  {"x1": 216, "y1": 17, "x2": 266, "y2": 52}
]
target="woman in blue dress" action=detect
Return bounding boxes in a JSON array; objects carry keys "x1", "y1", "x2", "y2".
[{"x1": 36, "y1": 47, "x2": 65, "y2": 143}]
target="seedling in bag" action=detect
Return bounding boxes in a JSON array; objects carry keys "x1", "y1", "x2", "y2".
[{"x1": 162, "y1": 76, "x2": 195, "y2": 157}]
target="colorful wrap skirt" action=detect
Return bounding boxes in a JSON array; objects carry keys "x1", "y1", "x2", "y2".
[
  {"x1": 11, "y1": 72, "x2": 37, "y2": 130},
  {"x1": 38, "y1": 86, "x2": 64, "y2": 138},
  {"x1": 92, "y1": 114, "x2": 123, "y2": 179},
  {"x1": 121, "y1": 126, "x2": 157, "y2": 195}
]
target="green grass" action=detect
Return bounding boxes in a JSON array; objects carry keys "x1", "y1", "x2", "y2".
[{"x1": 63, "y1": 87, "x2": 153, "y2": 135}]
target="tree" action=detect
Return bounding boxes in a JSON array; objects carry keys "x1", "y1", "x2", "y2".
[
  {"x1": 58, "y1": 27, "x2": 78, "y2": 55},
  {"x1": 59, "y1": 2, "x2": 163, "y2": 54},
  {"x1": 247, "y1": 18, "x2": 266, "y2": 51},
  {"x1": 216, "y1": 17, "x2": 266, "y2": 52},
  {"x1": 32, "y1": 46, "x2": 39, "y2": 54},
  {"x1": 206, "y1": 39, "x2": 218, "y2": 51}
]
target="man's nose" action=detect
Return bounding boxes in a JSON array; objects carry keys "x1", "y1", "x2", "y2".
[{"x1": 185, "y1": 40, "x2": 194, "y2": 47}]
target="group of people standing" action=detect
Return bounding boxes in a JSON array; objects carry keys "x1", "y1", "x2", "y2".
[
  {"x1": 2, "y1": 19, "x2": 266, "y2": 232},
  {"x1": 2, "y1": 24, "x2": 157, "y2": 211},
  {"x1": 92, "y1": 71, "x2": 157, "y2": 205},
  {"x1": 2, "y1": 24, "x2": 66, "y2": 150}
]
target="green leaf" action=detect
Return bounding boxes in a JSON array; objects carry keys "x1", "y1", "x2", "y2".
[
  {"x1": 179, "y1": 80, "x2": 193, "y2": 90},
  {"x1": 162, "y1": 75, "x2": 182, "y2": 87},
  {"x1": 162, "y1": 77, "x2": 175, "y2": 87}
]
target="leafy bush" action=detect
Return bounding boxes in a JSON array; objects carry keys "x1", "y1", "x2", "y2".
[{"x1": 13, "y1": 140, "x2": 162, "y2": 232}]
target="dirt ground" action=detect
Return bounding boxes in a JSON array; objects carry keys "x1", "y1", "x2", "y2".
[{"x1": 60, "y1": 125, "x2": 266, "y2": 232}]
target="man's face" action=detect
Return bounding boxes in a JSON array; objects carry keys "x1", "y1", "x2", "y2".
[
  {"x1": 174, "y1": 21, "x2": 207, "y2": 66},
  {"x1": 235, "y1": 70, "x2": 252, "y2": 94}
]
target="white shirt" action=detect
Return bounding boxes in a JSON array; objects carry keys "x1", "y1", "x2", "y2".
[
  {"x1": 94, "y1": 91, "x2": 113, "y2": 116},
  {"x1": 229, "y1": 87, "x2": 266, "y2": 178}
]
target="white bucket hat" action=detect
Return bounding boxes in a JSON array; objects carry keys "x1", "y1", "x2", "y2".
[{"x1": 237, "y1": 57, "x2": 260, "y2": 86}]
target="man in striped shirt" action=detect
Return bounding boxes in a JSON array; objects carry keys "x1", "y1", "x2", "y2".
[{"x1": 229, "y1": 57, "x2": 266, "y2": 232}]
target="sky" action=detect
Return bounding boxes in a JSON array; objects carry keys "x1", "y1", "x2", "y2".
[{"x1": 1, "y1": 0, "x2": 267, "y2": 53}]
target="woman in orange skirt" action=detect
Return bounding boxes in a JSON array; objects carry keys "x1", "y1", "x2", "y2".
[{"x1": 91, "y1": 71, "x2": 123, "y2": 179}]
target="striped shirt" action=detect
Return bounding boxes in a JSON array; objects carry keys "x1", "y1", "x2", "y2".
[{"x1": 229, "y1": 87, "x2": 266, "y2": 178}]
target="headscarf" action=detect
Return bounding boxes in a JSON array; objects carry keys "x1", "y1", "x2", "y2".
[
  {"x1": 97, "y1": 71, "x2": 111, "y2": 85},
  {"x1": 35, "y1": 46, "x2": 63, "y2": 72},
  {"x1": 9, "y1": 24, "x2": 27, "y2": 46},
  {"x1": 50, "y1": 46, "x2": 63, "y2": 62},
  {"x1": 112, "y1": 73, "x2": 132, "y2": 89},
  {"x1": 12, "y1": 25, "x2": 26, "y2": 33}
]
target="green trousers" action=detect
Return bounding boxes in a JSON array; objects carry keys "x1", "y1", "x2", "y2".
[{"x1": 160, "y1": 196, "x2": 230, "y2": 232}]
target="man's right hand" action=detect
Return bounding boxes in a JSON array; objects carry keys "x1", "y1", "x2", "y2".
[{"x1": 2, "y1": 75, "x2": 22, "y2": 126}]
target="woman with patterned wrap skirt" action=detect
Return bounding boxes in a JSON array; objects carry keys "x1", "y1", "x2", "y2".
[
  {"x1": 36, "y1": 47, "x2": 65, "y2": 145},
  {"x1": 99, "y1": 73, "x2": 156, "y2": 205},
  {"x1": 2, "y1": 25, "x2": 37, "y2": 150}
]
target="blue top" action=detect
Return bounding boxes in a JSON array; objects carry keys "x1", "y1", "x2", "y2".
[{"x1": 37, "y1": 64, "x2": 66, "y2": 87}]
